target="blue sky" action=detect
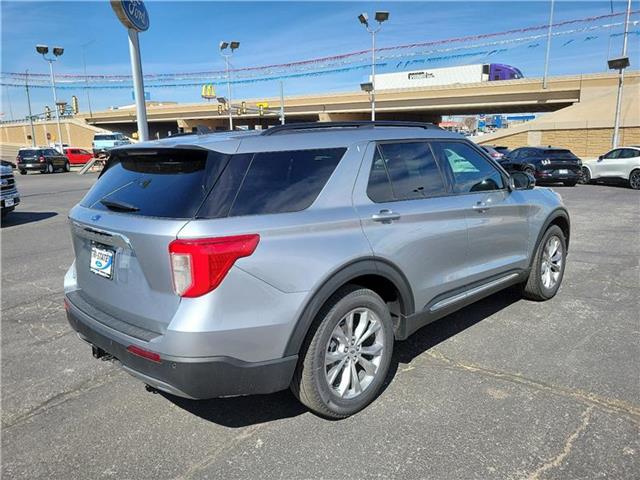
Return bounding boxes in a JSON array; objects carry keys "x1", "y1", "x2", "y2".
[{"x1": 1, "y1": 1, "x2": 638, "y2": 119}]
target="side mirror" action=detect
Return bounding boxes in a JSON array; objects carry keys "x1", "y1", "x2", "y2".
[
  {"x1": 510, "y1": 171, "x2": 535, "y2": 190},
  {"x1": 598, "y1": 155, "x2": 604, "y2": 161}
]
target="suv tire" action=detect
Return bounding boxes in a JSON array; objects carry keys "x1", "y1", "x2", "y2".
[
  {"x1": 19, "y1": 170, "x2": 26, "y2": 175},
  {"x1": 291, "y1": 285, "x2": 394, "y2": 418},
  {"x1": 523, "y1": 225, "x2": 567, "y2": 301},
  {"x1": 630, "y1": 169, "x2": 640, "y2": 190},
  {"x1": 46, "y1": 163, "x2": 54, "y2": 174},
  {"x1": 64, "y1": 161, "x2": 71, "y2": 173}
]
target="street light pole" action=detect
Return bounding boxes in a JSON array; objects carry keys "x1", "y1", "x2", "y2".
[
  {"x1": 25, "y1": 70, "x2": 36, "y2": 147},
  {"x1": 224, "y1": 54, "x2": 233, "y2": 130},
  {"x1": 37, "y1": 45, "x2": 65, "y2": 151},
  {"x1": 219, "y1": 41, "x2": 239, "y2": 131},
  {"x1": 279, "y1": 80, "x2": 285, "y2": 125},
  {"x1": 359, "y1": 11, "x2": 388, "y2": 121},
  {"x1": 47, "y1": 59, "x2": 65, "y2": 150},
  {"x1": 612, "y1": 0, "x2": 632, "y2": 148},
  {"x1": 542, "y1": 0, "x2": 555, "y2": 89}
]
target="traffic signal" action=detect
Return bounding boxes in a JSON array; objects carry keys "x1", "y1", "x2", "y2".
[
  {"x1": 258, "y1": 105, "x2": 264, "y2": 116},
  {"x1": 241, "y1": 101, "x2": 247, "y2": 114},
  {"x1": 45, "y1": 106, "x2": 51, "y2": 120},
  {"x1": 71, "y1": 96, "x2": 79, "y2": 114},
  {"x1": 217, "y1": 104, "x2": 223, "y2": 115}
]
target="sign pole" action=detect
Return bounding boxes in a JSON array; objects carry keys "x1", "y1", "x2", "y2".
[
  {"x1": 127, "y1": 28, "x2": 149, "y2": 141},
  {"x1": 111, "y1": 0, "x2": 150, "y2": 141}
]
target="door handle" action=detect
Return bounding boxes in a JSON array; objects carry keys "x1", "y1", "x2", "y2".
[
  {"x1": 371, "y1": 209, "x2": 401, "y2": 222},
  {"x1": 472, "y1": 201, "x2": 490, "y2": 213}
]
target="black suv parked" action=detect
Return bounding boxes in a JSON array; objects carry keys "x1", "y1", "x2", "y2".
[
  {"x1": 17, "y1": 148, "x2": 70, "y2": 175},
  {"x1": 500, "y1": 146, "x2": 582, "y2": 186}
]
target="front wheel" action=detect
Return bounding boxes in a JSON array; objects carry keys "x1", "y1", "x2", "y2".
[
  {"x1": 629, "y1": 169, "x2": 640, "y2": 190},
  {"x1": 523, "y1": 225, "x2": 567, "y2": 301},
  {"x1": 291, "y1": 285, "x2": 394, "y2": 419}
]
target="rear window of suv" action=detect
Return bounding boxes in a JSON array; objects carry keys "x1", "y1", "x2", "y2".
[
  {"x1": 18, "y1": 149, "x2": 40, "y2": 157},
  {"x1": 542, "y1": 149, "x2": 577, "y2": 159},
  {"x1": 80, "y1": 149, "x2": 229, "y2": 218}
]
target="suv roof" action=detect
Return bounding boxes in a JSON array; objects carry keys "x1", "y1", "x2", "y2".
[{"x1": 116, "y1": 121, "x2": 459, "y2": 155}]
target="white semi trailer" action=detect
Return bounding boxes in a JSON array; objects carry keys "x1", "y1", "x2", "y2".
[{"x1": 372, "y1": 63, "x2": 523, "y2": 90}]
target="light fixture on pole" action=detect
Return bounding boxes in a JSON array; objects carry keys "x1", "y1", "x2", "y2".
[
  {"x1": 358, "y1": 11, "x2": 389, "y2": 121},
  {"x1": 36, "y1": 44, "x2": 65, "y2": 151},
  {"x1": 220, "y1": 40, "x2": 240, "y2": 130},
  {"x1": 610, "y1": 0, "x2": 632, "y2": 148}
]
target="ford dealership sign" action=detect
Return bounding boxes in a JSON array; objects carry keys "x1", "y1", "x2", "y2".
[{"x1": 111, "y1": 0, "x2": 149, "y2": 32}]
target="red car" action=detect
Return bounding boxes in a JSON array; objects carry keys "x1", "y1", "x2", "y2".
[{"x1": 64, "y1": 148, "x2": 93, "y2": 165}]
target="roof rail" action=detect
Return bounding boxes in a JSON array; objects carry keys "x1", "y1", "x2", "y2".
[{"x1": 260, "y1": 121, "x2": 440, "y2": 136}]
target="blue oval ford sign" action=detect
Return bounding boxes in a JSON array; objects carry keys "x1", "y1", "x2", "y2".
[{"x1": 111, "y1": 0, "x2": 149, "y2": 32}]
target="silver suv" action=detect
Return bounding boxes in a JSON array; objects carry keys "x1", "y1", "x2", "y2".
[{"x1": 64, "y1": 122, "x2": 570, "y2": 418}]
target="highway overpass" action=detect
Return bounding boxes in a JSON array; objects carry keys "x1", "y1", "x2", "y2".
[{"x1": 1, "y1": 71, "x2": 637, "y2": 158}]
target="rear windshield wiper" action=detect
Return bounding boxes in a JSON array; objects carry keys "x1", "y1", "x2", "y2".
[{"x1": 100, "y1": 199, "x2": 140, "y2": 212}]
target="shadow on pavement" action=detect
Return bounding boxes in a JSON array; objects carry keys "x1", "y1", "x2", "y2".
[
  {"x1": 162, "y1": 389, "x2": 307, "y2": 428},
  {"x1": 165, "y1": 288, "x2": 523, "y2": 427},
  {"x1": 1, "y1": 211, "x2": 57, "y2": 228}
]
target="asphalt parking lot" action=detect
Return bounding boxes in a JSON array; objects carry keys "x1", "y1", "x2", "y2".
[{"x1": 2, "y1": 172, "x2": 639, "y2": 479}]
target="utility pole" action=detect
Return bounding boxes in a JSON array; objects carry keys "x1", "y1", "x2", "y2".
[
  {"x1": 25, "y1": 70, "x2": 36, "y2": 146},
  {"x1": 542, "y1": 0, "x2": 555, "y2": 89},
  {"x1": 81, "y1": 40, "x2": 95, "y2": 118},
  {"x1": 612, "y1": 0, "x2": 632, "y2": 148}
]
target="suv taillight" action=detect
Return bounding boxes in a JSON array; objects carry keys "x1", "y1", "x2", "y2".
[
  {"x1": 168, "y1": 234, "x2": 260, "y2": 297},
  {"x1": 16, "y1": 155, "x2": 20, "y2": 163},
  {"x1": 39, "y1": 156, "x2": 45, "y2": 163}
]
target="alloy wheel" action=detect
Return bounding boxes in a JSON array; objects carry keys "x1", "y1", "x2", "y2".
[
  {"x1": 324, "y1": 308, "x2": 385, "y2": 400},
  {"x1": 541, "y1": 235, "x2": 563, "y2": 289},
  {"x1": 630, "y1": 171, "x2": 640, "y2": 190}
]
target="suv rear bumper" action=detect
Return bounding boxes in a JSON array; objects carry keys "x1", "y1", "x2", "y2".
[{"x1": 65, "y1": 293, "x2": 298, "y2": 399}]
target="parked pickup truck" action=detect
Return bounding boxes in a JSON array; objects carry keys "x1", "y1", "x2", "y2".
[
  {"x1": 92, "y1": 132, "x2": 131, "y2": 157},
  {"x1": 1, "y1": 160, "x2": 20, "y2": 218}
]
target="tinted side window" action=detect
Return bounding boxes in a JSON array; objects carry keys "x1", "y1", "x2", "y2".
[
  {"x1": 228, "y1": 148, "x2": 345, "y2": 217},
  {"x1": 368, "y1": 142, "x2": 446, "y2": 201},
  {"x1": 620, "y1": 148, "x2": 638, "y2": 159},
  {"x1": 366, "y1": 147, "x2": 394, "y2": 203},
  {"x1": 197, "y1": 153, "x2": 253, "y2": 219},
  {"x1": 604, "y1": 149, "x2": 621, "y2": 159},
  {"x1": 436, "y1": 142, "x2": 505, "y2": 193}
]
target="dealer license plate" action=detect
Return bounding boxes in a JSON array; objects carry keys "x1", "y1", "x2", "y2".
[
  {"x1": 559, "y1": 169, "x2": 569, "y2": 174},
  {"x1": 90, "y1": 244, "x2": 115, "y2": 279}
]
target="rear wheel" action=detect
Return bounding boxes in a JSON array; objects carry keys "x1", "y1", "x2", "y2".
[
  {"x1": 524, "y1": 166, "x2": 535, "y2": 176},
  {"x1": 579, "y1": 167, "x2": 591, "y2": 184},
  {"x1": 563, "y1": 180, "x2": 577, "y2": 187},
  {"x1": 629, "y1": 169, "x2": 640, "y2": 190},
  {"x1": 19, "y1": 169, "x2": 26, "y2": 175},
  {"x1": 46, "y1": 163, "x2": 54, "y2": 174},
  {"x1": 291, "y1": 285, "x2": 394, "y2": 419},
  {"x1": 523, "y1": 225, "x2": 567, "y2": 301},
  {"x1": 64, "y1": 161, "x2": 71, "y2": 173}
]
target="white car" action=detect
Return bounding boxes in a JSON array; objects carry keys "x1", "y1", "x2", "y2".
[{"x1": 581, "y1": 146, "x2": 640, "y2": 190}]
